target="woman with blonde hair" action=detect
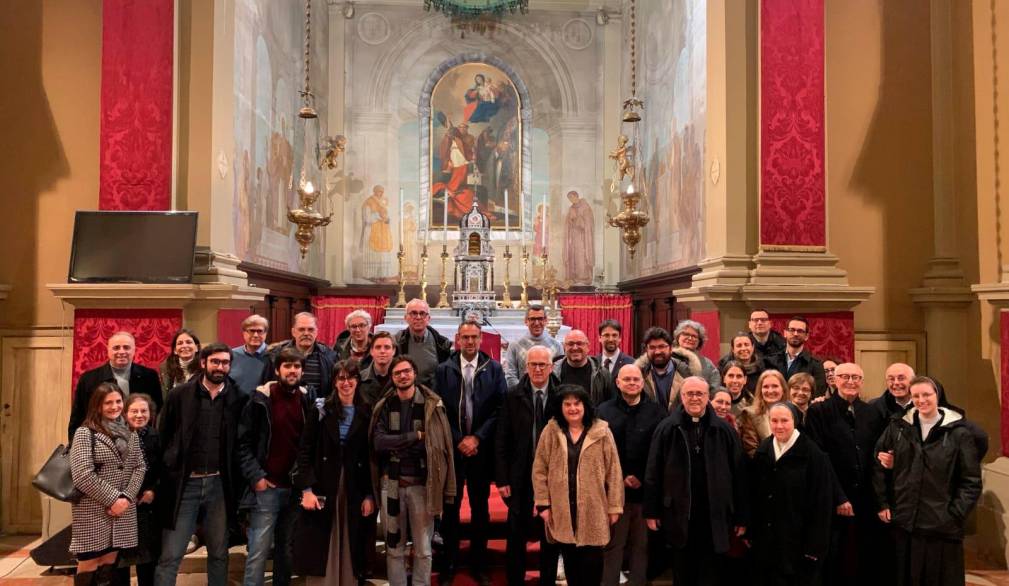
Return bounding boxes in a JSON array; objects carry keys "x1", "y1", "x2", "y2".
[{"x1": 737, "y1": 369, "x2": 788, "y2": 457}]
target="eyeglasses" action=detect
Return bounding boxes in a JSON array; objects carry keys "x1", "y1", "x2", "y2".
[
  {"x1": 348, "y1": 323, "x2": 369, "y2": 330},
  {"x1": 749, "y1": 317, "x2": 770, "y2": 323},
  {"x1": 407, "y1": 311, "x2": 429, "y2": 318},
  {"x1": 392, "y1": 369, "x2": 414, "y2": 378},
  {"x1": 245, "y1": 328, "x2": 266, "y2": 335},
  {"x1": 526, "y1": 317, "x2": 546, "y2": 322},
  {"x1": 785, "y1": 328, "x2": 808, "y2": 335},
  {"x1": 527, "y1": 362, "x2": 551, "y2": 370},
  {"x1": 335, "y1": 375, "x2": 356, "y2": 382},
  {"x1": 836, "y1": 374, "x2": 863, "y2": 382},
  {"x1": 207, "y1": 358, "x2": 231, "y2": 366},
  {"x1": 679, "y1": 333, "x2": 699, "y2": 340}
]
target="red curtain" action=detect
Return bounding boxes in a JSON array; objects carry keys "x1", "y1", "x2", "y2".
[
  {"x1": 558, "y1": 293, "x2": 633, "y2": 355},
  {"x1": 312, "y1": 296, "x2": 389, "y2": 346},
  {"x1": 769, "y1": 311, "x2": 854, "y2": 363},
  {"x1": 217, "y1": 308, "x2": 252, "y2": 349},
  {"x1": 72, "y1": 309, "x2": 182, "y2": 395},
  {"x1": 99, "y1": 0, "x2": 174, "y2": 210}
]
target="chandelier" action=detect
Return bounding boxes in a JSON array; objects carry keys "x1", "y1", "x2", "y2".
[
  {"x1": 287, "y1": 0, "x2": 339, "y2": 259},
  {"x1": 606, "y1": 0, "x2": 650, "y2": 259}
]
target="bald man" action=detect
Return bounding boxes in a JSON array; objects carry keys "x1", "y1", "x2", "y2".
[
  {"x1": 804, "y1": 362, "x2": 888, "y2": 586},
  {"x1": 644, "y1": 377, "x2": 748, "y2": 585},
  {"x1": 869, "y1": 362, "x2": 915, "y2": 419},
  {"x1": 551, "y1": 329, "x2": 614, "y2": 405},
  {"x1": 597, "y1": 364, "x2": 666, "y2": 585},
  {"x1": 395, "y1": 298, "x2": 452, "y2": 389}
]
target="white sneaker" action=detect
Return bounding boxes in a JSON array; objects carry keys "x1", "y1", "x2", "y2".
[
  {"x1": 557, "y1": 557, "x2": 565, "y2": 581},
  {"x1": 619, "y1": 571, "x2": 629, "y2": 584}
]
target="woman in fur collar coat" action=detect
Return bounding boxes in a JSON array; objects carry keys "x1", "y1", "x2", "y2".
[{"x1": 672, "y1": 320, "x2": 721, "y2": 390}]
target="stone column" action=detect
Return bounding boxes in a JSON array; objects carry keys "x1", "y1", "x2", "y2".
[
  {"x1": 325, "y1": 2, "x2": 349, "y2": 286},
  {"x1": 909, "y1": 0, "x2": 974, "y2": 400}
]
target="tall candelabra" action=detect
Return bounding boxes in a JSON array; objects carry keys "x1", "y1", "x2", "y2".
[
  {"x1": 436, "y1": 244, "x2": 451, "y2": 308},
  {"x1": 501, "y1": 245, "x2": 513, "y2": 306},
  {"x1": 419, "y1": 245, "x2": 430, "y2": 305},
  {"x1": 394, "y1": 245, "x2": 407, "y2": 307},
  {"x1": 519, "y1": 246, "x2": 530, "y2": 308}
]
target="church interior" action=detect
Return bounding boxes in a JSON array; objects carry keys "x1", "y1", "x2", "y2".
[{"x1": 3, "y1": 0, "x2": 1009, "y2": 583}]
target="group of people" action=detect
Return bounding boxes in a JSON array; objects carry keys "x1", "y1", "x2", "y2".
[{"x1": 64, "y1": 302, "x2": 984, "y2": 586}]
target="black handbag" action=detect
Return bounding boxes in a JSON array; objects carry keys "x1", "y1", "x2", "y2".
[{"x1": 32, "y1": 429, "x2": 95, "y2": 503}]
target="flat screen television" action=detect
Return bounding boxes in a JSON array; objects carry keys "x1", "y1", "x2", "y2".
[{"x1": 68, "y1": 211, "x2": 199, "y2": 283}]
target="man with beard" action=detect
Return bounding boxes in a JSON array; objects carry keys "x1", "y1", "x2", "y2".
[
  {"x1": 156, "y1": 344, "x2": 248, "y2": 586},
  {"x1": 597, "y1": 364, "x2": 665, "y2": 585},
  {"x1": 263, "y1": 312, "x2": 336, "y2": 399},
  {"x1": 371, "y1": 356, "x2": 456, "y2": 586},
  {"x1": 359, "y1": 331, "x2": 397, "y2": 405},
  {"x1": 552, "y1": 329, "x2": 613, "y2": 405},
  {"x1": 597, "y1": 319, "x2": 635, "y2": 382},
  {"x1": 495, "y1": 345, "x2": 562, "y2": 585},
  {"x1": 435, "y1": 321, "x2": 507, "y2": 584},
  {"x1": 503, "y1": 304, "x2": 564, "y2": 387},
  {"x1": 804, "y1": 362, "x2": 888, "y2": 586},
  {"x1": 747, "y1": 309, "x2": 786, "y2": 359},
  {"x1": 238, "y1": 348, "x2": 315, "y2": 586},
  {"x1": 644, "y1": 377, "x2": 748, "y2": 585},
  {"x1": 634, "y1": 327, "x2": 690, "y2": 412},
  {"x1": 767, "y1": 316, "x2": 828, "y2": 397}
]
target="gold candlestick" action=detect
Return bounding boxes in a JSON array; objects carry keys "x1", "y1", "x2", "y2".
[
  {"x1": 394, "y1": 245, "x2": 407, "y2": 307},
  {"x1": 419, "y1": 244, "x2": 430, "y2": 305},
  {"x1": 437, "y1": 244, "x2": 451, "y2": 308},
  {"x1": 501, "y1": 245, "x2": 513, "y2": 306},
  {"x1": 519, "y1": 246, "x2": 530, "y2": 308}
]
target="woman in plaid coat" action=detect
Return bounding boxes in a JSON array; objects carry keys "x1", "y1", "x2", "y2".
[{"x1": 69, "y1": 382, "x2": 146, "y2": 585}]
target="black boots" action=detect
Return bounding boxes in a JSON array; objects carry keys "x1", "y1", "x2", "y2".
[{"x1": 74, "y1": 570, "x2": 96, "y2": 586}]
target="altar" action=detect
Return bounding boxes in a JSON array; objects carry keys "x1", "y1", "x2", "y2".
[{"x1": 375, "y1": 306, "x2": 571, "y2": 348}]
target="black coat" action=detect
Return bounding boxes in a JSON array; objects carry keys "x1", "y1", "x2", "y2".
[
  {"x1": 69, "y1": 362, "x2": 162, "y2": 441},
  {"x1": 749, "y1": 433, "x2": 834, "y2": 578},
  {"x1": 643, "y1": 405, "x2": 749, "y2": 553},
  {"x1": 358, "y1": 364, "x2": 391, "y2": 406},
  {"x1": 121, "y1": 426, "x2": 162, "y2": 567},
  {"x1": 804, "y1": 393, "x2": 888, "y2": 511},
  {"x1": 767, "y1": 348, "x2": 828, "y2": 397},
  {"x1": 157, "y1": 377, "x2": 248, "y2": 530},
  {"x1": 748, "y1": 330, "x2": 786, "y2": 359},
  {"x1": 494, "y1": 374, "x2": 560, "y2": 501},
  {"x1": 333, "y1": 330, "x2": 373, "y2": 369},
  {"x1": 236, "y1": 382, "x2": 318, "y2": 508},
  {"x1": 435, "y1": 351, "x2": 507, "y2": 446},
  {"x1": 291, "y1": 399, "x2": 375, "y2": 577},
  {"x1": 596, "y1": 393, "x2": 666, "y2": 503},
  {"x1": 873, "y1": 408, "x2": 982, "y2": 540},
  {"x1": 868, "y1": 390, "x2": 911, "y2": 421},
  {"x1": 262, "y1": 340, "x2": 337, "y2": 398}
]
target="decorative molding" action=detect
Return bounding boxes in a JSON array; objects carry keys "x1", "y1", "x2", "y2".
[
  {"x1": 48, "y1": 283, "x2": 267, "y2": 310},
  {"x1": 357, "y1": 12, "x2": 391, "y2": 45},
  {"x1": 561, "y1": 18, "x2": 594, "y2": 50}
]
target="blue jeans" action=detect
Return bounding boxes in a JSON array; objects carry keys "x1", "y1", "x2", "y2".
[
  {"x1": 243, "y1": 486, "x2": 295, "y2": 586},
  {"x1": 155, "y1": 476, "x2": 229, "y2": 586},
  {"x1": 382, "y1": 481, "x2": 434, "y2": 586}
]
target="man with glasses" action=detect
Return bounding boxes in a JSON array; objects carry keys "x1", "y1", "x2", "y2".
[
  {"x1": 263, "y1": 312, "x2": 336, "y2": 399},
  {"x1": 746, "y1": 309, "x2": 786, "y2": 358},
  {"x1": 395, "y1": 298, "x2": 452, "y2": 389},
  {"x1": 804, "y1": 362, "x2": 888, "y2": 586},
  {"x1": 495, "y1": 345, "x2": 562, "y2": 585},
  {"x1": 636, "y1": 327, "x2": 691, "y2": 412},
  {"x1": 552, "y1": 329, "x2": 613, "y2": 405},
  {"x1": 767, "y1": 316, "x2": 828, "y2": 397},
  {"x1": 230, "y1": 314, "x2": 270, "y2": 397},
  {"x1": 334, "y1": 309, "x2": 374, "y2": 368},
  {"x1": 503, "y1": 304, "x2": 564, "y2": 387},
  {"x1": 371, "y1": 356, "x2": 456, "y2": 586}
]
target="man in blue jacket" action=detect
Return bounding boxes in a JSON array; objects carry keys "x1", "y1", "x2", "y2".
[{"x1": 434, "y1": 320, "x2": 507, "y2": 584}]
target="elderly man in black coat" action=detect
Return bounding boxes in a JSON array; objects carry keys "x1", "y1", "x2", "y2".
[
  {"x1": 597, "y1": 364, "x2": 665, "y2": 586},
  {"x1": 644, "y1": 376, "x2": 749, "y2": 586},
  {"x1": 495, "y1": 345, "x2": 562, "y2": 586},
  {"x1": 804, "y1": 362, "x2": 888, "y2": 586},
  {"x1": 69, "y1": 331, "x2": 162, "y2": 441}
]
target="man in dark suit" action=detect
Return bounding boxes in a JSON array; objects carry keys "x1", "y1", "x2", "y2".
[
  {"x1": 766, "y1": 316, "x2": 828, "y2": 397},
  {"x1": 495, "y1": 344, "x2": 561, "y2": 586},
  {"x1": 597, "y1": 319, "x2": 635, "y2": 382},
  {"x1": 68, "y1": 331, "x2": 161, "y2": 441},
  {"x1": 435, "y1": 321, "x2": 507, "y2": 584}
]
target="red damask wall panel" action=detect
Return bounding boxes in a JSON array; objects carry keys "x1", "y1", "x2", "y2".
[
  {"x1": 760, "y1": 0, "x2": 826, "y2": 247},
  {"x1": 690, "y1": 310, "x2": 722, "y2": 364},
  {"x1": 72, "y1": 309, "x2": 182, "y2": 395},
  {"x1": 99, "y1": 0, "x2": 174, "y2": 211},
  {"x1": 218, "y1": 309, "x2": 252, "y2": 349},
  {"x1": 769, "y1": 311, "x2": 853, "y2": 363},
  {"x1": 1000, "y1": 311, "x2": 1009, "y2": 456}
]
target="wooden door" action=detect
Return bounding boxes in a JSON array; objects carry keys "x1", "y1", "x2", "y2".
[{"x1": 1, "y1": 335, "x2": 71, "y2": 534}]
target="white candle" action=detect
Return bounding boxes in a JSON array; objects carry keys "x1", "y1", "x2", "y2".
[
  {"x1": 520, "y1": 190, "x2": 526, "y2": 247},
  {"x1": 504, "y1": 189, "x2": 509, "y2": 235},
  {"x1": 443, "y1": 191, "x2": 449, "y2": 242},
  {"x1": 399, "y1": 187, "x2": 405, "y2": 244},
  {"x1": 424, "y1": 192, "x2": 430, "y2": 247},
  {"x1": 540, "y1": 193, "x2": 547, "y2": 251}
]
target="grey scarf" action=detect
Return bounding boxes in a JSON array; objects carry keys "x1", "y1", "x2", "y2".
[{"x1": 105, "y1": 417, "x2": 131, "y2": 459}]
